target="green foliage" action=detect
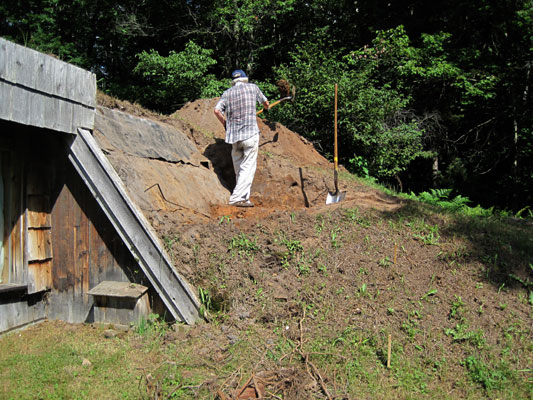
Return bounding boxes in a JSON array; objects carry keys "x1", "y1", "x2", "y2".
[
  {"x1": 134, "y1": 41, "x2": 226, "y2": 112},
  {"x1": 445, "y1": 323, "x2": 485, "y2": 348},
  {"x1": 274, "y1": 27, "x2": 442, "y2": 181},
  {"x1": 401, "y1": 189, "x2": 498, "y2": 217},
  {"x1": 135, "y1": 313, "x2": 168, "y2": 338},
  {"x1": 2, "y1": 0, "x2": 533, "y2": 210},
  {"x1": 229, "y1": 233, "x2": 260, "y2": 260},
  {"x1": 463, "y1": 356, "x2": 514, "y2": 391},
  {"x1": 415, "y1": 188, "x2": 471, "y2": 212}
]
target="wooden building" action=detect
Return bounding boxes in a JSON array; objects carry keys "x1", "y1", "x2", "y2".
[{"x1": 0, "y1": 38, "x2": 200, "y2": 333}]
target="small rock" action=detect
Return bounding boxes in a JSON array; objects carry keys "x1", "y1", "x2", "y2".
[
  {"x1": 227, "y1": 333, "x2": 239, "y2": 345},
  {"x1": 172, "y1": 323, "x2": 191, "y2": 334},
  {"x1": 104, "y1": 329, "x2": 121, "y2": 338}
]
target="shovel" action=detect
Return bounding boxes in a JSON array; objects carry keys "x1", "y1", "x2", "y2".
[{"x1": 326, "y1": 83, "x2": 346, "y2": 204}]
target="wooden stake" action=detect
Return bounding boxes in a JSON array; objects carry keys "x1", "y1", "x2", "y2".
[
  {"x1": 393, "y1": 244, "x2": 397, "y2": 264},
  {"x1": 387, "y1": 334, "x2": 392, "y2": 369}
]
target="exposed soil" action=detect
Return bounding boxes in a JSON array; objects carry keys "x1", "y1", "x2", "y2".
[
  {"x1": 175, "y1": 98, "x2": 403, "y2": 220},
  {"x1": 86, "y1": 94, "x2": 533, "y2": 398}
]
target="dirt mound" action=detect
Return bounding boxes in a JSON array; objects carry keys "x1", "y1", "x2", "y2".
[
  {"x1": 175, "y1": 98, "x2": 403, "y2": 221},
  {"x1": 95, "y1": 94, "x2": 402, "y2": 228}
]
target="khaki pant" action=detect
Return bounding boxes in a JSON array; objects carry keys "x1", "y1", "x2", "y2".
[{"x1": 229, "y1": 134, "x2": 259, "y2": 204}]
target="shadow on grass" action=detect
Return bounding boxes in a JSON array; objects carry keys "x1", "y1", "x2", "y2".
[{"x1": 383, "y1": 200, "x2": 533, "y2": 292}]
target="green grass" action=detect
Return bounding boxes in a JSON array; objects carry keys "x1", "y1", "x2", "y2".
[
  {"x1": 2, "y1": 186, "x2": 532, "y2": 399},
  {"x1": 0, "y1": 326, "x2": 138, "y2": 399}
]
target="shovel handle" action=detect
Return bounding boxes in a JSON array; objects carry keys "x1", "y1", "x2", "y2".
[
  {"x1": 334, "y1": 83, "x2": 339, "y2": 192},
  {"x1": 334, "y1": 83, "x2": 338, "y2": 170},
  {"x1": 256, "y1": 96, "x2": 292, "y2": 115}
]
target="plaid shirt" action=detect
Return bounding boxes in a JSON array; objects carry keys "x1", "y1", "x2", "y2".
[{"x1": 215, "y1": 82, "x2": 268, "y2": 144}]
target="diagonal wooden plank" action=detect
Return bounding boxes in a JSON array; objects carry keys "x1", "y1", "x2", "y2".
[{"x1": 68, "y1": 128, "x2": 200, "y2": 324}]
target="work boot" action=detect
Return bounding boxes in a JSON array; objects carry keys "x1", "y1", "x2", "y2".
[{"x1": 230, "y1": 200, "x2": 254, "y2": 207}]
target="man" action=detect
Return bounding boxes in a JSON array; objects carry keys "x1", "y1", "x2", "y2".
[{"x1": 214, "y1": 69, "x2": 269, "y2": 207}]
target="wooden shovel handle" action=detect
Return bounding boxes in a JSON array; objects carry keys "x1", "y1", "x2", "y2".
[
  {"x1": 334, "y1": 83, "x2": 338, "y2": 171},
  {"x1": 256, "y1": 96, "x2": 292, "y2": 115},
  {"x1": 334, "y1": 83, "x2": 339, "y2": 193}
]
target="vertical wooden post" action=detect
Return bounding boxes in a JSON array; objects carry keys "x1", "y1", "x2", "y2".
[
  {"x1": 393, "y1": 244, "x2": 397, "y2": 264},
  {"x1": 387, "y1": 334, "x2": 392, "y2": 369}
]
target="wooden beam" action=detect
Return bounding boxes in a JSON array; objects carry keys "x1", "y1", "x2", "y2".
[
  {"x1": 0, "y1": 38, "x2": 96, "y2": 134},
  {"x1": 68, "y1": 128, "x2": 200, "y2": 324}
]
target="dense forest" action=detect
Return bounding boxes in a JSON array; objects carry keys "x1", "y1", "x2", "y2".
[{"x1": 1, "y1": 1, "x2": 532, "y2": 212}]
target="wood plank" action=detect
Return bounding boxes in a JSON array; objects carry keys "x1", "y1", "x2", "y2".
[
  {"x1": 8, "y1": 155, "x2": 24, "y2": 283},
  {"x1": 51, "y1": 183, "x2": 72, "y2": 292},
  {"x1": 0, "y1": 38, "x2": 96, "y2": 134},
  {"x1": 11, "y1": 84, "x2": 30, "y2": 126},
  {"x1": 0, "y1": 39, "x2": 14, "y2": 80},
  {"x1": 0, "y1": 283, "x2": 27, "y2": 294},
  {"x1": 29, "y1": 90, "x2": 45, "y2": 128},
  {"x1": 88, "y1": 281, "x2": 148, "y2": 298},
  {"x1": 0, "y1": 81, "x2": 13, "y2": 121},
  {"x1": 69, "y1": 129, "x2": 200, "y2": 323},
  {"x1": 0, "y1": 38, "x2": 96, "y2": 107},
  {"x1": 27, "y1": 195, "x2": 52, "y2": 228},
  {"x1": 27, "y1": 259, "x2": 51, "y2": 293},
  {"x1": 73, "y1": 177, "x2": 89, "y2": 306},
  {"x1": 27, "y1": 229, "x2": 52, "y2": 261}
]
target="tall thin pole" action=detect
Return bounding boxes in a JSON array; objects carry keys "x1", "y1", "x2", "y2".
[{"x1": 334, "y1": 83, "x2": 338, "y2": 193}]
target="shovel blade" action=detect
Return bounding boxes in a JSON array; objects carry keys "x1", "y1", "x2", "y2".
[{"x1": 326, "y1": 191, "x2": 346, "y2": 204}]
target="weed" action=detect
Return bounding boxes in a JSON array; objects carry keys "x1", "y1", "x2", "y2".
[
  {"x1": 277, "y1": 235, "x2": 305, "y2": 270},
  {"x1": 378, "y1": 256, "x2": 392, "y2": 267},
  {"x1": 463, "y1": 356, "x2": 513, "y2": 391},
  {"x1": 421, "y1": 288, "x2": 438, "y2": 301},
  {"x1": 344, "y1": 208, "x2": 359, "y2": 222},
  {"x1": 289, "y1": 212, "x2": 296, "y2": 223},
  {"x1": 445, "y1": 323, "x2": 485, "y2": 348},
  {"x1": 408, "y1": 219, "x2": 441, "y2": 245},
  {"x1": 498, "y1": 282, "x2": 505, "y2": 293},
  {"x1": 317, "y1": 263, "x2": 327, "y2": 275},
  {"x1": 198, "y1": 287, "x2": 212, "y2": 318},
  {"x1": 401, "y1": 319, "x2": 419, "y2": 339},
  {"x1": 449, "y1": 295, "x2": 465, "y2": 320},
  {"x1": 330, "y1": 228, "x2": 342, "y2": 248},
  {"x1": 218, "y1": 215, "x2": 231, "y2": 224},
  {"x1": 229, "y1": 233, "x2": 259, "y2": 260},
  {"x1": 162, "y1": 234, "x2": 180, "y2": 251},
  {"x1": 343, "y1": 207, "x2": 371, "y2": 227},
  {"x1": 296, "y1": 253, "x2": 312, "y2": 275},
  {"x1": 358, "y1": 283, "x2": 368, "y2": 297},
  {"x1": 509, "y1": 271, "x2": 533, "y2": 304},
  {"x1": 135, "y1": 313, "x2": 168, "y2": 339},
  {"x1": 314, "y1": 215, "x2": 325, "y2": 233}
]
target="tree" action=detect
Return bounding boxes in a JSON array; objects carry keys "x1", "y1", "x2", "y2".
[{"x1": 134, "y1": 41, "x2": 226, "y2": 112}]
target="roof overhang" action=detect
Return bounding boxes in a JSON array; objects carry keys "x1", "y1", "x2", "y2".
[{"x1": 0, "y1": 38, "x2": 96, "y2": 135}]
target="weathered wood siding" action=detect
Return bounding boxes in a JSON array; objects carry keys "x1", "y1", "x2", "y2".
[
  {"x1": 0, "y1": 289, "x2": 46, "y2": 333},
  {"x1": 47, "y1": 138, "x2": 145, "y2": 323},
  {"x1": 0, "y1": 38, "x2": 96, "y2": 135},
  {"x1": 0, "y1": 131, "x2": 25, "y2": 285},
  {"x1": 1, "y1": 124, "x2": 150, "y2": 325}
]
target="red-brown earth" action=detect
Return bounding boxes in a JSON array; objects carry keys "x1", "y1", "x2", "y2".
[{"x1": 86, "y1": 93, "x2": 533, "y2": 399}]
